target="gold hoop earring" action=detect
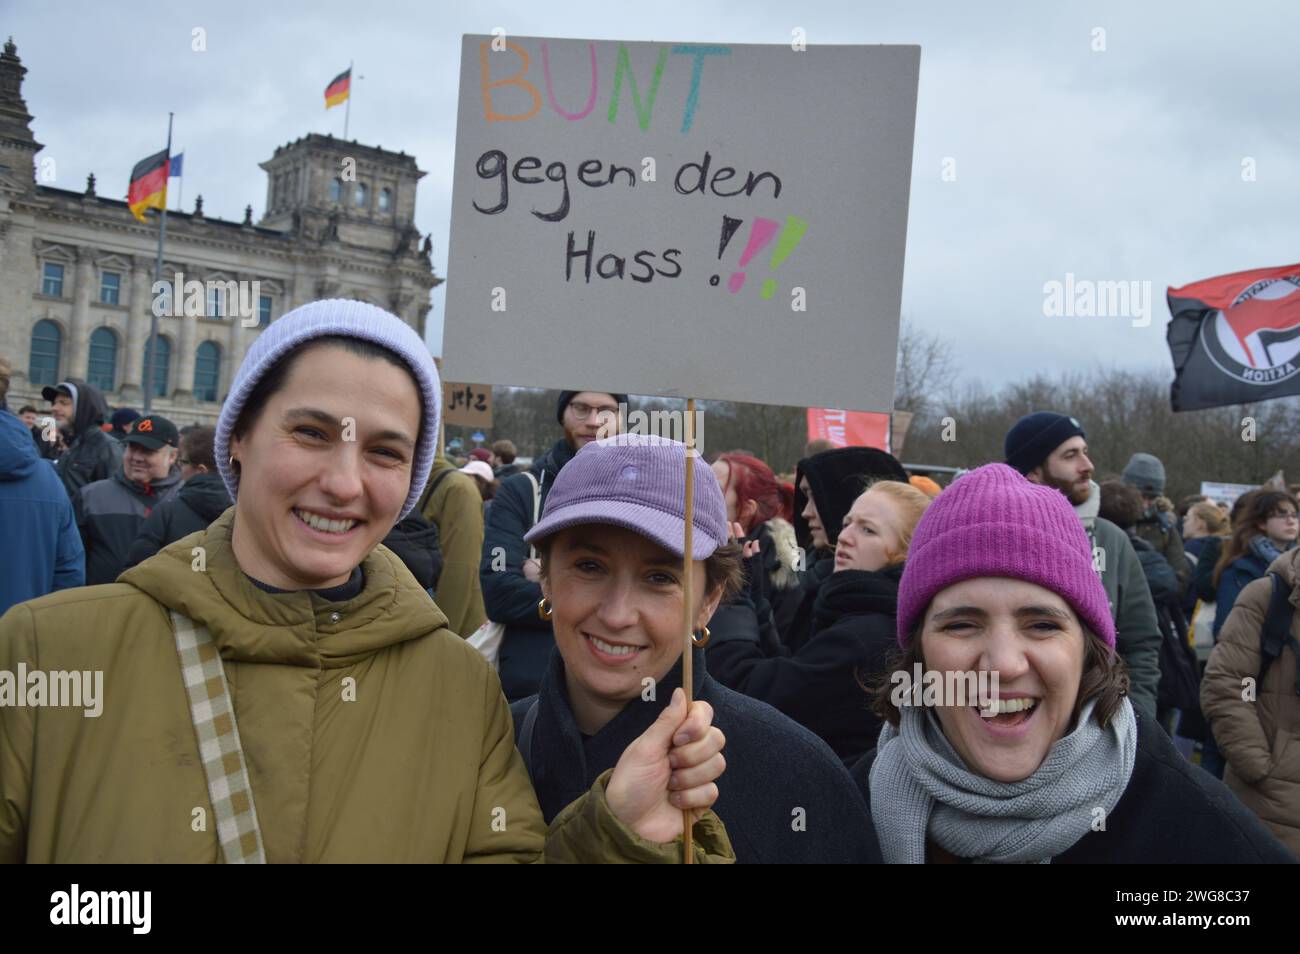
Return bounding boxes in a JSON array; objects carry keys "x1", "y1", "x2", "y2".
[
  {"x1": 538, "y1": 597, "x2": 553, "y2": 621},
  {"x1": 692, "y1": 626, "x2": 710, "y2": 647}
]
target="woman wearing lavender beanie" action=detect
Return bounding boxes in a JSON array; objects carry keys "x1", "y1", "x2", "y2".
[
  {"x1": 0, "y1": 300, "x2": 732, "y2": 863},
  {"x1": 850, "y1": 463, "x2": 1293, "y2": 864}
]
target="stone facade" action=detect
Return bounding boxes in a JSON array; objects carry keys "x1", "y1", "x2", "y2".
[{"x1": 0, "y1": 38, "x2": 440, "y2": 426}]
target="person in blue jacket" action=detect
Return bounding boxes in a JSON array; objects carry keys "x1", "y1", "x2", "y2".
[
  {"x1": 1213, "y1": 489, "x2": 1298, "y2": 638},
  {"x1": 480, "y1": 389, "x2": 626, "y2": 701},
  {"x1": 0, "y1": 383, "x2": 84, "y2": 616}
]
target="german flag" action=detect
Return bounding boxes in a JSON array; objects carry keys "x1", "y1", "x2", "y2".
[
  {"x1": 324, "y1": 68, "x2": 351, "y2": 109},
  {"x1": 127, "y1": 148, "x2": 169, "y2": 222}
]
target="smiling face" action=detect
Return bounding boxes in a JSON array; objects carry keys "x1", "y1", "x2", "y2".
[
  {"x1": 542, "y1": 523, "x2": 722, "y2": 734},
  {"x1": 835, "y1": 487, "x2": 904, "y2": 573},
  {"x1": 920, "y1": 577, "x2": 1086, "y2": 783},
  {"x1": 227, "y1": 343, "x2": 420, "y2": 590},
  {"x1": 800, "y1": 476, "x2": 828, "y2": 550},
  {"x1": 123, "y1": 441, "x2": 175, "y2": 484}
]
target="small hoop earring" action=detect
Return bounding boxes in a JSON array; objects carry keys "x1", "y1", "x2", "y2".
[
  {"x1": 692, "y1": 626, "x2": 710, "y2": 647},
  {"x1": 538, "y1": 597, "x2": 553, "y2": 621}
]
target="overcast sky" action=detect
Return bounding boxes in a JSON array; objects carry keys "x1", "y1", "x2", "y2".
[{"x1": 9, "y1": 0, "x2": 1298, "y2": 397}]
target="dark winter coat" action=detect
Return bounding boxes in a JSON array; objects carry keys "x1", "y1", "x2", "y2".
[
  {"x1": 1191, "y1": 535, "x2": 1224, "y2": 604},
  {"x1": 480, "y1": 438, "x2": 575, "y2": 700},
  {"x1": 0, "y1": 410, "x2": 84, "y2": 615},
  {"x1": 511, "y1": 646, "x2": 879, "y2": 863},
  {"x1": 1134, "y1": 508, "x2": 1192, "y2": 593},
  {"x1": 851, "y1": 709, "x2": 1295, "y2": 863},
  {"x1": 51, "y1": 378, "x2": 122, "y2": 499},
  {"x1": 125, "y1": 472, "x2": 232, "y2": 568},
  {"x1": 708, "y1": 563, "x2": 901, "y2": 765},
  {"x1": 1214, "y1": 551, "x2": 1270, "y2": 638},
  {"x1": 76, "y1": 466, "x2": 182, "y2": 585}
]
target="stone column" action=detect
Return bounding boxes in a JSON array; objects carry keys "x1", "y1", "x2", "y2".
[
  {"x1": 119, "y1": 256, "x2": 151, "y2": 401},
  {"x1": 172, "y1": 274, "x2": 198, "y2": 404},
  {"x1": 68, "y1": 247, "x2": 94, "y2": 379}
]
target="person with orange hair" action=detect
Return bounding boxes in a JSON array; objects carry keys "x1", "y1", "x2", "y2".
[{"x1": 908, "y1": 474, "x2": 942, "y2": 498}]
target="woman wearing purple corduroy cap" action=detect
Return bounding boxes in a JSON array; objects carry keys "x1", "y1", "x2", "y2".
[
  {"x1": 513, "y1": 433, "x2": 881, "y2": 863},
  {"x1": 848, "y1": 463, "x2": 1293, "y2": 864},
  {"x1": 0, "y1": 300, "x2": 734, "y2": 863}
]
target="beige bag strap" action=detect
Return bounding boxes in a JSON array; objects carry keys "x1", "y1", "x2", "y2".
[
  {"x1": 170, "y1": 609, "x2": 266, "y2": 864},
  {"x1": 524, "y1": 471, "x2": 541, "y2": 559}
]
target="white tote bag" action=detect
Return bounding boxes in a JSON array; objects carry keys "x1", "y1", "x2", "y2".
[{"x1": 467, "y1": 473, "x2": 540, "y2": 668}]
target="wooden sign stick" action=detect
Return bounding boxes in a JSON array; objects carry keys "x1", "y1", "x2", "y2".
[{"x1": 681, "y1": 397, "x2": 696, "y2": 864}]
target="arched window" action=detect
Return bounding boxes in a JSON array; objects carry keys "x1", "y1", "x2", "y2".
[
  {"x1": 354, "y1": 182, "x2": 368, "y2": 208},
  {"x1": 194, "y1": 341, "x2": 221, "y2": 402},
  {"x1": 330, "y1": 178, "x2": 342, "y2": 202},
  {"x1": 28, "y1": 319, "x2": 61, "y2": 386},
  {"x1": 378, "y1": 187, "x2": 392, "y2": 212},
  {"x1": 144, "y1": 335, "x2": 171, "y2": 397},
  {"x1": 87, "y1": 327, "x2": 117, "y2": 392}
]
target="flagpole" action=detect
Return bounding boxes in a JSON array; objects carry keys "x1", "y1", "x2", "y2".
[
  {"x1": 343, "y1": 60, "x2": 353, "y2": 140},
  {"x1": 144, "y1": 112, "x2": 173, "y2": 414}
]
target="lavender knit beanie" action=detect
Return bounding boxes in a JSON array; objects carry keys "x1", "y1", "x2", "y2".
[
  {"x1": 214, "y1": 299, "x2": 440, "y2": 520},
  {"x1": 896, "y1": 463, "x2": 1116, "y2": 650}
]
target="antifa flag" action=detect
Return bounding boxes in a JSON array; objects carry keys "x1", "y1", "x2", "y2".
[{"x1": 1167, "y1": 263, "x2": 1300, "y2": 411}]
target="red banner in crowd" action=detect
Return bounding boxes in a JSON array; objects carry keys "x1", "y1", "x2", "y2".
[
  {"x1": 806, "y1": 408, "x2": 891, "y2": 452},
  {"x1": 1167, "y1": 263, "x2": 1300, "y2": 411}
]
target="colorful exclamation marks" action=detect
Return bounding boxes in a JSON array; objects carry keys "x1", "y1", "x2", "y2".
[
  {"x1": 760, "y1": 216, "x2": 808, "y2": 300},
  {"x1": 727, "y1": 217, "x2": 780, "y2": 293}
]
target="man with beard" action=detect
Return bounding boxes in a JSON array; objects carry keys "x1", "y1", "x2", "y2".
[
  {"x1": 1004, "y1": 412, "x2": 1162, "y2": 717},
  {"x1": 480, "y1": 389, "x2": 627, "y2": 701},
  {"x1": 42, "y1": 379, "x2": 122, "y2": 497}
]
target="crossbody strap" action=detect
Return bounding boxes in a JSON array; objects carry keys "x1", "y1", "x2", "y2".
[
  {"x1": 523, "y1": 471, "x2": 541, "y2": 560},
  {"x1": 169, "y1": 610, "x2": 266, "y2": 863}
]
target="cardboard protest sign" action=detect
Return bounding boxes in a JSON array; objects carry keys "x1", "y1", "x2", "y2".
[
  {"x1": 443, "y1": 35, "x2": 919, "y2": 412},
  {"x1": 442, "y1": 381, "x2": 493, "y2": 428}
]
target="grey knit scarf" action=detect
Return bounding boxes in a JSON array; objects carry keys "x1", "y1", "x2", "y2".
[{"x1": 869, "y1": 697, "x2": 1137, "y2": 863}]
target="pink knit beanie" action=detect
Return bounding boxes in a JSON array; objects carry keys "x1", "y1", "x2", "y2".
[{"x1": 896, "y1": 463, "x2": 1116, "y2": 650}]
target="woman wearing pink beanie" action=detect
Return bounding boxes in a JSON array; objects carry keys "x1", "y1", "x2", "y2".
[{"x1": 850, "y1": 463, "x2": 1292, "y2": 863}]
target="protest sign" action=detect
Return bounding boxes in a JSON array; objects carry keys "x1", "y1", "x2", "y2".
[
  {"x1": 442, "y1": 382, "x2": 493, "y2": 428},
  {"x1": 443, "y1": 35, "x2": 919, "y2": 413},
  {"x1": 1200, "y1": 481, "x2": 1257, "y2": 506}
]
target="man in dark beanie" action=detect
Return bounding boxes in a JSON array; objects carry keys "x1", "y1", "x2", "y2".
[
  {"x1": 481, "y1": 389, "x2": 627, "y2": 701},
  {"x1": 1123, "y1": 451, "x2": 1191, "y2": 592},
  {"x1": 108, "y1": 407, "x2": 140, "y2": 441},
  {"x1": 1004, "y1": 412, "x2": 1162, "y2": 717}
]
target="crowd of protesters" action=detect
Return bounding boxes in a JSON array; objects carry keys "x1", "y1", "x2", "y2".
[{"x1": 0, "y1": 301, "x2": 1296, "y2": 863}]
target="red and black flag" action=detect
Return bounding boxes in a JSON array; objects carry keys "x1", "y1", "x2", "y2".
[
  {"x1": 324, "y1": 68, "x2": 351, "y2": 109},
  {"x1": 128, "y1": 147, "x2": 169, "y2": 222},
  {"x1": 1167, "y1": 263, "x2": 1300, "y2": 411}
]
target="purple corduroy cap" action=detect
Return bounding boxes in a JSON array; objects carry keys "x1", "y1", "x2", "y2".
[
  {"x1": 214, "y1": 298, "x2": 440, "y2": 520},
  {"x1": 896, "y1": 463, "x2": 1116, "y2": 650},
  {"x1": 524, "y1": 434, "x2": 728, "y2": 559}
]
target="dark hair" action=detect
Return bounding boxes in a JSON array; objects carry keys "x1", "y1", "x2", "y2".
[
  {"x1": 1098, "y1": 480, "x2": 1144, "y2": 531},
  {"x1": 491, "y1": 439, "x2": 517, "y2": 464},
  {"x1": 536, "y1": 533, "x2": 744, "y2": 606},
  {"x1": 181, "y1": 425, "x2": 217, "y2": 471},
  {"x1": 1214, "y1": 489, "x2": 1299, "y2": 587},
  {"x1": 230, "y1": 335, "x2": 424, "y2": 452},
  {"x1": 18, "y1": 405, "x2": 36, "y2": 415},
  {"x1": 868, "y1": 620, "x2": 1129, "y2": 732}
]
